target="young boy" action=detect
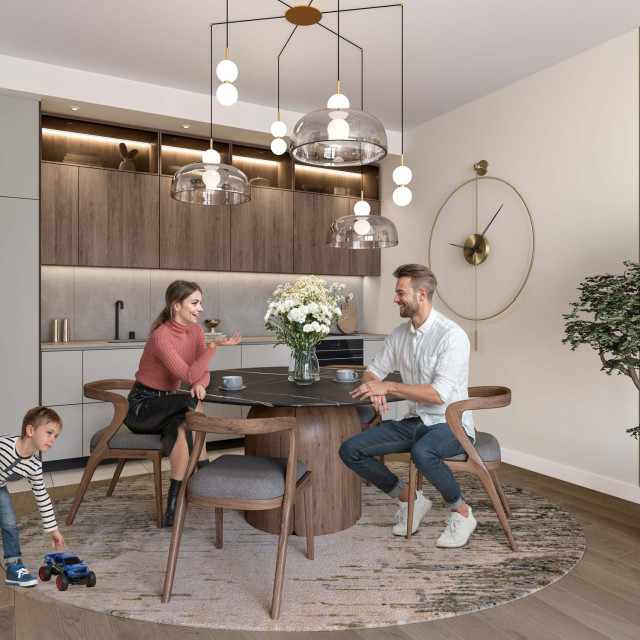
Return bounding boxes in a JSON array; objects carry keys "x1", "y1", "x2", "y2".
[{"x1": 0, "y1": 407, "x2": 66, "y2": 587}]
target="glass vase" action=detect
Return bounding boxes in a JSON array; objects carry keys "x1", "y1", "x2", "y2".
[{"x1": 288, "y1": 347, "x2": 320, "y2": 385}]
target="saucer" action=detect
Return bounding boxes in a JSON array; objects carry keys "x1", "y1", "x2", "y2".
[
  {"x1": 332, "y1": 378, "x2": 358, "y2": 384},
  {"x1": 218, "y1": 384, "x2": 246, "y2": 391}
]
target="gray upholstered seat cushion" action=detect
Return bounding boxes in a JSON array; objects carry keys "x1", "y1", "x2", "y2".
[
  {"x1": 90, "y1": 425, "x2": 164, "y2": 450},
  {"x1": 188, "y1": 454, "x2": 307, "y2": 500},
  {"x1": 355, "y1": 404, "x2": 377, "y2": 424},
  {"x1": 445, "y1": 431, "x2": 501, "y2": 462}
]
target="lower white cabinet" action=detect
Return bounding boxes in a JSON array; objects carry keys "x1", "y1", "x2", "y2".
[
  {"x1": 44, "y1": 404, "x2": 83, "y2": 461},
  {"x1": 81, "y1": 402, "x2": 114, "y2": 456},
  {"x1": 206, "y1": 345, "x2": 242, "y2": 441},
  {"x1": 42, "y1": 351, "x2": 83, "y2": 406},
  {"x1": 241, "y1": 343, "x2": 291, "y2": 368},
  {"x1": 82, "y1": 349, "x2": 144, "y2": 403}
]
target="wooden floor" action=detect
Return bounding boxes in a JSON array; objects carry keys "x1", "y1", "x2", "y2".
[{"x1": 2, "y1": 463, "x2": 640, "y2": 640}]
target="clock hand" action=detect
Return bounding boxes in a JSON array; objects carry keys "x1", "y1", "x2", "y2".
[
  {"x1": 449, "y1": 242, "x2": 478, "y2": 251},
  {"x1": 471, "y1": 203, "x2": 504, "y2": 252}
]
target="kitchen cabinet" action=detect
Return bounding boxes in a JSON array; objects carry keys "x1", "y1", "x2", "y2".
[
  {"x1": 241, "y1": 343, "x2": 291, "y2": 368},
  {"x1": 44, "y1": 404, "x2": 83, "y2": 461},
  {"x1": 159, "y1": 176, "x2": 231, "y2": 271},
  {"x1": 230, "y1": 187, "x2": 293, "y2": 273},
  {"x1": 78, "y1": 167, "x2": 159, "y2": 268},
  {"x1": 42, "y1": 351, "x2": 83, "y2": 406},
  {"x1": 348, "y1": 198, "x2": 382, "y2": 277},
  {"x1": 293, "y1": 192, "x2": 351, "y2": 276},
  {"x1": 41, "y1": 163, "x2": 78, "y2": 265}
]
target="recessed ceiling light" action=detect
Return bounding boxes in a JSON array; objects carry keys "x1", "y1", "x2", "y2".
[
  {"x1": 70, "y1": 106, "x2": 80, "y2": 111},
  {"x1": 182, "y1": 124, "x2": 191, "y2": 129}
]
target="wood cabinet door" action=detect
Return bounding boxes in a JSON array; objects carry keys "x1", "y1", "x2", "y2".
[
  {"x1": 159, "y1": 176, "x2": 230, "y2": 271},
  {"x1": 79, "y1": 168, "x2": 159, "y2": 268},
  {"x1": 293, "y1": 192, "x2": 351, "y2": 275},
  {"x1": 41, "y1": 163, "x2": 78, "y2": 265},
  {"x1": 349, "y1": 198, "x2": 381, "y2": 276},
  {"x1": 231, "y1": 187, "x2": 293, "y2": 273}
]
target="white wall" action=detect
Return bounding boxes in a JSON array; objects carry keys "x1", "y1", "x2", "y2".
[{"x1": 364, "y1": 30, "x2": 640, "y2": 502}]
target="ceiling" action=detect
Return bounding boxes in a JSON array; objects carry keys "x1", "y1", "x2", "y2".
[{"x1": 2, "y1": 0, "x2": 640, "y2": 132}]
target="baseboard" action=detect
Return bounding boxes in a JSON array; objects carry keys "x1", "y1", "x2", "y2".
[{"x1": 502, "y1": 448, "x2": 640, "y2": 504}]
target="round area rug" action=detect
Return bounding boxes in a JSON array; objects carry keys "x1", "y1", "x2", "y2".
[{"x1": 17, "y1": 464, "x2": 585, "y2": 631}]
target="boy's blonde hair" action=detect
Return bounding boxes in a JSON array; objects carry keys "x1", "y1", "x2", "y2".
[{"x1": 21, "y1": 407, "x2": 63, "y2": 437}]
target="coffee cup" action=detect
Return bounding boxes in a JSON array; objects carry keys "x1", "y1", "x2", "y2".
[
  {"x1": 222, "y1": 375, "x2": 243, "y2": 389},
  {"x1": 335, "y1": 369, "x2": 358, "y2": 382}
]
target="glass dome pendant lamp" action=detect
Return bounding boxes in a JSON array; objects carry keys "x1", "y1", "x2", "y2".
[
  {"x1": 290, "y1": 1, "x2": 387, "y2": 168},
  {"x1": 171, "y1": 25, "x2": 250, "y2": 206}
]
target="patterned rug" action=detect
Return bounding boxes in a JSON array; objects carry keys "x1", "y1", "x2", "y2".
[{"x1": 17, "y1": 464, "x2": 585, "y2": 631}]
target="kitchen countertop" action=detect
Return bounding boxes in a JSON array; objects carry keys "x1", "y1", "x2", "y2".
[{"x1": 41, "y1": 334, "x2": 386, "y2": 351}]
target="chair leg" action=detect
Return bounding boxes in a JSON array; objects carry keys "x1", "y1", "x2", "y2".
[
  {"x1": 417, "y1": 471, "x2": 423, "y2": 492},
  {"x1": 271, "y1": 494, "x2": 295, "y2": 620},
  {"x1": 152, "y1": 454, "x2": 163, "y2": 528},
  {"x1": 477, "y1": 471, "x2": 518, "y2": 552},
  {"x1": 406, "y1": 460, "x2": 417, "y2": 540},
  {"x1": 66, "y1": 454, "x2": 101, "y2": 526},
  {"x1": 162, "y1": 490, "x2": 189, "y2": 603},
  {"x1": 106, "y1": 459, "x2": 126, "y2": 497},
  {"x1": 215, "y1": 508, "x2": 223, "y2": 549},
  {"x1": 490, "y1": 469, "x2": 512, "y2": 518},
  {"x1": 304, "y1": 483, "x2": 314, "y2": 560}
]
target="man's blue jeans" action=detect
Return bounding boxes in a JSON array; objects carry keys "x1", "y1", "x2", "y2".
[
  {"x1": 0, "y1": 485, "x2": 21, "y2": 565},
  {"x1": 339, "y1": 417, "x2": 470, "y2": 509}
]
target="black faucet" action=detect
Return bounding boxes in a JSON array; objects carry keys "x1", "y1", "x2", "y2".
[{"x1": 115, "y1": 300, "x2": 124, "y2": 340}]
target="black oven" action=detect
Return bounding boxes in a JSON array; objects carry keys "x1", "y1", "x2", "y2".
[{"x1": 315, "y1": 337, "x2": 364, "y2": 366}]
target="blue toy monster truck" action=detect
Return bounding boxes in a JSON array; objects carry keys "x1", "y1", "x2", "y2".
[{"x1": 39, "y1": 553, "x2": 96, "y2": 591}]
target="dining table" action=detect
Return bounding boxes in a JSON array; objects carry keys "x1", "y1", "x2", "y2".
[{"x1": 194, "y1": 366, "x2": 403, "y2": 536}]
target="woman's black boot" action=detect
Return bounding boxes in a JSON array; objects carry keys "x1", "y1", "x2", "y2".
[{"x1": 164, "y1": 478, "x2": 182, "y2": 527}]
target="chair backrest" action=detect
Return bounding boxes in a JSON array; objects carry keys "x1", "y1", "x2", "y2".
[
  {"x1": 84, "y1": 379, "x2": 135, "y2": 448},
  {"x1": 445, "y1": 386, "x2": 511, "y2": 468}
]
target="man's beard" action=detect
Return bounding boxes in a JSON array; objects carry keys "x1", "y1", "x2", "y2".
[{"x1": 398, "y1": 299, "x2": 419, "y2": 318}]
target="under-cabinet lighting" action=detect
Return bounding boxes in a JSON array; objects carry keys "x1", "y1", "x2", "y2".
[
  {"x1": 70, "y1": 106, "x2": 80, "y2": 111},
  {"x1": 162, "y1": 145, "x2": 209, "y2": 154},
  {"x1": 233, "y1": 155, "x2": 279, "y2": 165},
  {"x1": 295, "y1": 164, "x2": 362, "y2": 179},
  {"x1": 42, "y1": 128, "x2": 152, "y2": 147}
]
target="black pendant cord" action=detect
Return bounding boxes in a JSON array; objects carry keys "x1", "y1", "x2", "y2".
[
  {"x1": 226, "y1": 0, "x2": 229, "y2": 48},
  {"x1": 361, "y1": 47, "x2": 364, "y2": 110},
  {"x1": 210, "y1": 23, "x2": 213, "y2": 141},
  {"x1": 401, "y1": 3, "x2": 404, "y2": 157},
  {"x1": 337, "y1": 0, "x2": 340, "y2": 85}
]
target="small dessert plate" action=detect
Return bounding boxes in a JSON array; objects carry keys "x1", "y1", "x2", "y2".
[
  {"x1": 333, "y1": 378, "x2": 358, "y2": 384},
  {"x1": 218, "y1": 385, "x2": 247, "y2": 391}
]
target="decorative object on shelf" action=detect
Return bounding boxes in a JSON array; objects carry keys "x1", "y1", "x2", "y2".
[
  {"x1": 61, "y1": 318, "x2": 70, "y2": 343},
  {"x1": 562, "y1": 260, "x2": 640, "y2": 439},
  {"x1": 215, "y1": 1, "x2": 238, "y2": 107},
  {"x1": 249, "y1": 175, "x2": 271, "y2": 187},
  {"x1": 328, "y1": 166, "x2": 398, "y2": 249},
  {"x1": 118, "y1": 142, "x2": 138, "y2": 171},
  {"x1": 203, "y1": 318, "x2": 221, "y2": 334},
  {"x1": 171, "y1": 23, "x2": 250, "y2": 205},
  {"x1": 428, "y1": 160, "x2": 535, "y2": 351},
  {"x1": 264, "y1": 276, "x2": 347, "y2": 385},
  {"x1": 337, "y1": 295, "x2": 358, "y2": 334},
  {"x1": 62, "y1": 151, "x2": 101, "y2": 167},
  {"x1": 51, "y1": 319, "x2": 60, "y2": 343},
  {"x1": 392, "y1": 5, "x2": 412, "y2": 207}
]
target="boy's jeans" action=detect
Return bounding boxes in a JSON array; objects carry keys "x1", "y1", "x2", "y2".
[
  {"x1": 0, "y1": 486, "x2": 21, "y2": 565},
  {"x1": 339, "y1": 417, "x2": 471, "y2": 509}
]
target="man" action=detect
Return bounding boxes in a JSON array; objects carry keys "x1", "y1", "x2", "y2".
[{"x1": 339, "y1": 264, "x2": 476, "y2": 547}]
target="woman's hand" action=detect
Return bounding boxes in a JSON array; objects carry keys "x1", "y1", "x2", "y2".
[
  {"x1": 50, "y1": 529, "x2": 66, "y2": 551},
  {"x1": 211, "y1": 332, "x2": 242, "y2": 347},
  {"x1": 191, "y1": 384, "x2": 207, "y2": 400}
]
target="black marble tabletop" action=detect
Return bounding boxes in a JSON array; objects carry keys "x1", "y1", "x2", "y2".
[{"x1": 184, "y1": 366, "x2": 403, "y2": 408}]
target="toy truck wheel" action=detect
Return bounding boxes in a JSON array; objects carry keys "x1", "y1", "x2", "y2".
[
  {"x1": 56, "y1": 574, "x2": 69, "y2": 591},
  {"x1": 86, "y1": 571, "x2": 96, "y2": 587},
  {"x1": 39, "y1": 566, "x2": 51, "y2": 581}
]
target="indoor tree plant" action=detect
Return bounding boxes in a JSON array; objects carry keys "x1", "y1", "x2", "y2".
[
  {"x1": 562, "y1": 260, "x2": 640, "y2": 438},
  {"x1": 265, "y1": 276, "x2": 348, "y2": 385}
]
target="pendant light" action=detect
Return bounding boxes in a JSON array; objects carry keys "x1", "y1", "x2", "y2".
[
  {"x1": 392, "y1": 4, "x2": 412, "y2": 207},
  {"x1": 216, "y1": 1, "x2": 239, "y2": 107},
  {"x1": 270, "y1": 55, "x2": 288, "y2": 155},
  {"x1": 171, "y1": 25, "x2": 250, "y2": 205},
  {"x1": 290, "y1": 1, "x2": 387, "y2": 167}
]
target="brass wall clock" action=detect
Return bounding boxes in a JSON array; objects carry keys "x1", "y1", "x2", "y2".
[{"x1": 428, "y1": 160, "x2": 535, "y2": 349}]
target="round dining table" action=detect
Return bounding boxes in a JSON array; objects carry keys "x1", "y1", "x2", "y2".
[{"x1": 197, "y1": 366, "x2": 402, "y2": 536}]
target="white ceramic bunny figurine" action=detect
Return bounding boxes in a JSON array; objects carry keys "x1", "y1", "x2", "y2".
[{"x1": 119, "y1": 142, "x2": 138, "y2": 171}]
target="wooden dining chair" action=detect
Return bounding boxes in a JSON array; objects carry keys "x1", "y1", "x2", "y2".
[
  {"x1": 162, "y1": 412, "x2": 314, "y2": 620},
  {"x1": 66, "y1": 379, "x2": 165, "y2": 528},
  {"x1": 405, "y1": 386, "x2": 517, "y2": 551}
]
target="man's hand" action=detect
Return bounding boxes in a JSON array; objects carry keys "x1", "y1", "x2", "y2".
[
  {"x1": 190, "y1": 384, "x2": 207, "y2": 400},
  {"x1": 50, "y1": 529, "x2": 66, "y2": 551},
  {"x1": 350, "y1": 379, "x2": 393, "y2": 414}
]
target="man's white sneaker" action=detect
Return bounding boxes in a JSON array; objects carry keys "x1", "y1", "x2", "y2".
[
  {"x1": 392, "y1": 490, "x2": 432, "y2": 536},
  {"x1": 436, "y1": 507, "x2": 477, "y2": 547}
]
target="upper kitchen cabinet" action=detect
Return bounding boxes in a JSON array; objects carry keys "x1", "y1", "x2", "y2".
[
  {"x1": 160, "y1": 134, "x2": 229, "y2": 176},
  {"x1": 78, "y1": 167, "x2": 160, "y2": 268},
  {"x1": 230, "y1": 187, "x2": 293, "y2": 273},
  {"x1": 42, "y1": 116, "x2": 158, "y2": 174},
  {"x1": 231, "y1": 144, "x2": 292, "y2": 190},
  {"x1": 294, "y1": 163, "x2": 378, "y2": 200},
  {"x1": 348, "y1": 198, "x2": 381, "y2": 277},
  {"x1": 293, "y1": 192, "x2": 351, "y2": 276},
  {"x1": 159, "y1": 176, "x2": 230, "y2": 271},
  {"x1": 41, "y1": 162, "x2": 78, "y2": 265}
]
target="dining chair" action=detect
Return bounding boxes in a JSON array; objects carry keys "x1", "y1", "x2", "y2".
[
  {"x1": 66, "y1": 379, "x2": 165, "y2": 528},
  {"x1": 405, "y1": 386, "x2": 517, "y2": 551},
  {"x1": 162, "y1": 412, "x2": 314, "y2": 620}
]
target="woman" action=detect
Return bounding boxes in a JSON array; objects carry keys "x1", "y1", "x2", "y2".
[{"x1": 125, "y1": 280, "x2": 241, "y2": 526}]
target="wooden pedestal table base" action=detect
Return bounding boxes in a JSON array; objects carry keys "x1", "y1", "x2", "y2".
[{"x1": 244, "y1": 405, "x2": 362, "y2": 536}]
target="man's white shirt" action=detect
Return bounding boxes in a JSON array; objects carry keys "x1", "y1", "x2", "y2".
[{"x1": 367, "y1": 309, "x2": 475, "y2": 438}]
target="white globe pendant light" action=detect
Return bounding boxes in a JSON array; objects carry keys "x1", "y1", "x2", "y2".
[
  {"x1": 353, "y1": 199, "x2": 370, "y2": 216},
  {"x1": 270, "y1": 137, "x2": 287, "y2": 155},
  {"x1": 217, "y1": 82, "x2": 238, "y2": 106},
  {"x1": 327, "y1": 92, "x2": 350, "y2": 109},
  {"x1": 202, "y1": 147, "x2": 221, "y2": 164},
  {"x1": 216, "y1": 58, "x2": 238, "y2": 83},
  {"x1": 270, "y1": 120, "x2": 287, "y2": 138},
  {"x1": 392, "y1": 164, "x2": 412, "y2": 186},
  {"x1": 392, "y1": 185, "x2": 412, "y2": 207}
]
